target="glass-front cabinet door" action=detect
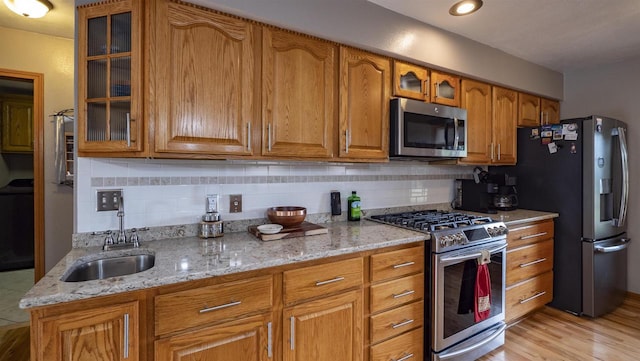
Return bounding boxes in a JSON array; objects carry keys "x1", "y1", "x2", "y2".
[{"x1": 77, "y1": 0, "x2": 143, "y2": 155}]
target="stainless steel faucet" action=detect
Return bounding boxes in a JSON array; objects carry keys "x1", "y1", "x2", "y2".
[
  {"x1": 116, "y1": 194, "x2": 126, "y2": 244},
  {"x1": 103, "y1": 194, "x2": 146, "y2": 251}
]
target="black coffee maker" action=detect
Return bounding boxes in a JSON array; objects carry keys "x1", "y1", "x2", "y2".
[
  {"x1": 454, "y1": 170, "x2": 518, "y2": 214},
  {"x1": 454, "y1": 178, "x2": 499, "y2": 214},
  {"x1": 492, "y1": 174, "x2": 518, "y2": 211}
]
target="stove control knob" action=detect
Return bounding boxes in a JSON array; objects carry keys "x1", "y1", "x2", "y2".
[
  {"x1": 453, "y1": 233, "x2": 465, "y2": 245},
  {"x1": 499, "y1": 226, "x2": 508, "y2": 235},
  {"x1": 439, "y1": 237, "x2": 448, "y2": 247}
]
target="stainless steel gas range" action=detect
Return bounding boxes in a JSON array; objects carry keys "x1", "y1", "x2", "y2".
[{"x1": 370, "y1": 210, "x2": 508, "y2": 361}]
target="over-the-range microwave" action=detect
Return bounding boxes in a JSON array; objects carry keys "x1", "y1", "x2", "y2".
[{"x1": 390, "y1": 98, "x2": 467, "y2": 159}]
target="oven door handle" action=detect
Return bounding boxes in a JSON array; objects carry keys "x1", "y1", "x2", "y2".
[
  {"x1": 437, "y1": 323, "x2": 507, "y2": 360},
  {"x1": 439, "y1": 244, "x2": 507, "y2": 264}
]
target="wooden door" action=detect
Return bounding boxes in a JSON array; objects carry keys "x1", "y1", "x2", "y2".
[
  {"x1": 459, "y1": 79, "x2": 492, "y2": 164},
  {"x1": 77, "y1": 0, "x2": 144, "y2": 155},
  {"x1": 338, "y1": 47, "x2": 390, "y2": 160},
  {"x1": 430, "y1": 71, "x2": 460, "y2": 107},
  {"x1": 155, "y1": 314, "x2": 272, "y2": 361},
  {"x1": 518, "y1": 92, "x2": 541, "y2": 127},
  {"x1": 492, "y1": 86, "x2": 517, "y2": 165},
  {"x1": 152, "y1": 0, "x2": 259, "y2": 156},
  {"x1": 283, "y1": 289, "x2": 363, "y2": 361},
  {"x1": 36, "y1": 301, "x2": 138, "y2": 361},
  {"x1": 1, "y1": 99, "x2": 33, "y2": 152},
  {"x1": 262, "y1": 28, "x2": 335, "y2": 159},
  {"x1": 541, "y1": 98, "x2": 560, "y2": 125},
  {"x1": 392, "y1": 60, "x2": 429, "y2": 101}
]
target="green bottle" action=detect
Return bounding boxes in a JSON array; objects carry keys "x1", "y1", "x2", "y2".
[{"x1": 347, "y1": 191, "x2": 361, "y2": 221}]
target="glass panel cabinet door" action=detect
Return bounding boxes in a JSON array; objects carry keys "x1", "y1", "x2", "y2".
[
  {"x1": 78, "y1": 0, "x2": 143, "y2": 154},
  {"x1": 392, "y1": 60, "x2": 429, "y2": 102}
]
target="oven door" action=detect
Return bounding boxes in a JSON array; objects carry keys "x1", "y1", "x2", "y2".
[{"x1": 432, "y1": 241, "x2": 506, "y2": 357}]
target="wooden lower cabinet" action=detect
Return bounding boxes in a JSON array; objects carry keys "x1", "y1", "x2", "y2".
[
  {"x1": 284, "y1": 289, "x2": 363, "y2": 361},
  {"x1": 505, "y1": 271, "x2": 554, "y2": 323},
  {"x1": 505, "y1": 219, "x2": 555, "y2": 323},
  {"x1": 370, "y1": 327, "x2": 423, "y2": 361},
  {"x1": 34, "y1": 301, "x2": 139, "y2": 361},
  {"x1": 155, "y1": 313, "x2": 272, "y2": 361},
  {"x1": 30, "y1": 243, "x2": 426, "y2": 361}
]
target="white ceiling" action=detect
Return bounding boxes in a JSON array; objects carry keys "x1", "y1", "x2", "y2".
[
  {"x1": 2, "y1": 0, "x2": 640, "y2": 73},
  {"x1": 368, "y1": 0, "x2": 640, "y2": 72}
]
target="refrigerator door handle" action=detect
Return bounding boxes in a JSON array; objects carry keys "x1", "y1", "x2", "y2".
[
  {"x1": 594, "y1": 238, "x2": 631, "y2": 253},
  {"x1": 612, "y1": 127, "x2": 629, "y2": 227}
]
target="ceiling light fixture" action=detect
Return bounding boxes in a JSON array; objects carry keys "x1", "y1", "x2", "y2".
[
  {"x1": 3, "y1": 0, "x2": 53, "y2": 18},
  {"x1": 449, "y1": 0, "x2": 483, "y2": 16}
]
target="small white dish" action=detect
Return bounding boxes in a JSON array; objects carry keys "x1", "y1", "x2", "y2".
[{"x1": 258, "y1": 224, "x2": 283, "y2": 234}]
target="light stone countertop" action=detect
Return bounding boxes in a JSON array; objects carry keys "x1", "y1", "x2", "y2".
[
  {"x1": 20, "y1": 207, "x2": 558, "y2": 310},
  {"x1": 20, "y1": 220, "x2": 426, "y2": 309},
  {"x1": 466, "y1": 209, "x2": 559, "y2": 226}
]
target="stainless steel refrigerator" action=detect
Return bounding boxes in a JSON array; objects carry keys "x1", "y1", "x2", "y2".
[{"x1": 492, "y1": 115, "x2": 630, "y2": 317}]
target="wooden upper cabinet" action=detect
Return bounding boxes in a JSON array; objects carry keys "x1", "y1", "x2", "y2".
[
  {"x1": 541, "y1": 98, "x2": 560, "y2": 125},
  {"x1": 430, "y1": 71, "x2": 460, "y2": 107},
  {"x1": 459, "y1": 79, "x2": 492, "y2": 164},
  {"x1": 77, "y1": 0, "x2": 144, "y2": 156},
  {"x1": 1, "y1": 98, "x2": 33, "y2": 152},
  {"x1": 262, "y1": 28, "x2": 336, "y2": 159},
  {"x1": 151, "y1": 0, "x2": 259, "y2": 157},
  {"x1": 392, "y1": 60, "x2": 429, "y2": 101},
  {"x1": 35, "y1": 301, "x2": 139, "y2": 361},
  {"x1": 518, "y1": 92, "x2": 541, "y2": 127},
  {"x1": 338, "y1": 47, "x2": 390, "y2": 160},
  {"x1": 492, "y1": 86, "x2": 518, "y2": 165}
]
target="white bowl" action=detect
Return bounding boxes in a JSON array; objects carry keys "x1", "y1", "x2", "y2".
[{"x1": 257, "y1": 224, "x2": 283, "y2": 234}]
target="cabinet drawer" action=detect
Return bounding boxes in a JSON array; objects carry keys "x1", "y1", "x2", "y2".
[
  {"x1": 507, "y1": 220, "x2": 554, "y2": 249},
  {"x1": 371, "y1": 273, "x2": 424, "y2": 313},
  {"x1": 370, "y1": 301, "x2": 423, "y2": 344},
  {"x1": 284, "y1": 257, "x2": 363, "y2": 305},
  {"x1": 506, "y1": 271, "x2": 553, "y2": 323},
  {"x1": 155, "y1": 275, "x2": 273, "y2": 335},
  {"x1": 507, "y1": 239, "x2": 554, "y2": 285},
  {"x1": 371, "y1": 246, "x2": 424, "y2": 282},
  {"x1": 370, "y1": 327, "x2": 423, "y2": 361}
]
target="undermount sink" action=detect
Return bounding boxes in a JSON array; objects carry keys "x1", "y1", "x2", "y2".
[{"x1": 61, "y1": 253, "x2": 155, "y2": 282}]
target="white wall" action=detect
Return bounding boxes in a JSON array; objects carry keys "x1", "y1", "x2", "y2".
[
  {"x1": 0, "y1": 27, "x2": 75, "y2": 271},
  {"x1": 75, "y1": 158, "x2": 473, "y2": 232},
  {"x1": 562, "y1": 56, "x2": 640, "y2": 293}
]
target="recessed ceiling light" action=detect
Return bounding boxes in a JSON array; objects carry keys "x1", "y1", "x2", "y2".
[
  {"x1": 3, "y1": 0, "x2": 53, "y2": 18},
  {"x1": 449, "y1": 0, "x2": 483, "y2": 16}
]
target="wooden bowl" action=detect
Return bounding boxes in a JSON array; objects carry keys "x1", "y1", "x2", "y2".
[{"x1": 266, "y1": 206, "x2": 307, "y2": 227}]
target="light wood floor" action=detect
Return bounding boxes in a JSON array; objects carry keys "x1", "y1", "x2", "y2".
[
  {"x1": 0, "y1": 322, "x2": 29, "y2": 361},
  {"x1": 479, "y1": 294, "x2": 640, "y2": 361}
]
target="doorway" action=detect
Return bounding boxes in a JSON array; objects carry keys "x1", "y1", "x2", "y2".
[{"x1": 0, "y1": 69, "x2": 44, "y2": 323}]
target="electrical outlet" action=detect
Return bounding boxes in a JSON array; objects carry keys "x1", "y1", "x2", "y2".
[
  {"x1": 97, "y1": 189, "x2": 122, "y2": 211},
  {"x1": 229, "y1": 194, "x2": 242, "y2": 213}
]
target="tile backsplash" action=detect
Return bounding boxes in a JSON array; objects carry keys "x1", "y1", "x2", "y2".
[{"x1": 76, "y1": 158, "x2": 475, "y2": 233}]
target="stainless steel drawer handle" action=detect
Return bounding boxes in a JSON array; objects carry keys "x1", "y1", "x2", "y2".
[
  {"x1": 392, "y1": 261, "x2": 415, "y2": 269},
  {"x1": 519, "y1": 258, "x2": 547, "y2": 268},
  {"x1": 199, "y1": 300, "x2": 242, "y2": 314},
  {"x1": 315, "y1": 276, "x2": 345, "y2": 286},
  {"x1": 519, "y1": 232, "x2": 548, "y2": 240},
  {"x1": 123, "y1": 313, "x2": 129, "y2": 359},
  {"x1": 392, "y1": 352, "x2": 414, "y2": 361},
  {"x1": 519, "y1": 291, "x2": 546, "y2": 304},
  {"x1": 391, "y1": 319, "x2": 414, "y2": 329},
  {"x1": 392, "y1": 290, "x2": 415, "y2": 299},
  {"x1": 267, "y1": 321, "x2": 273, "y2": 358}
]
